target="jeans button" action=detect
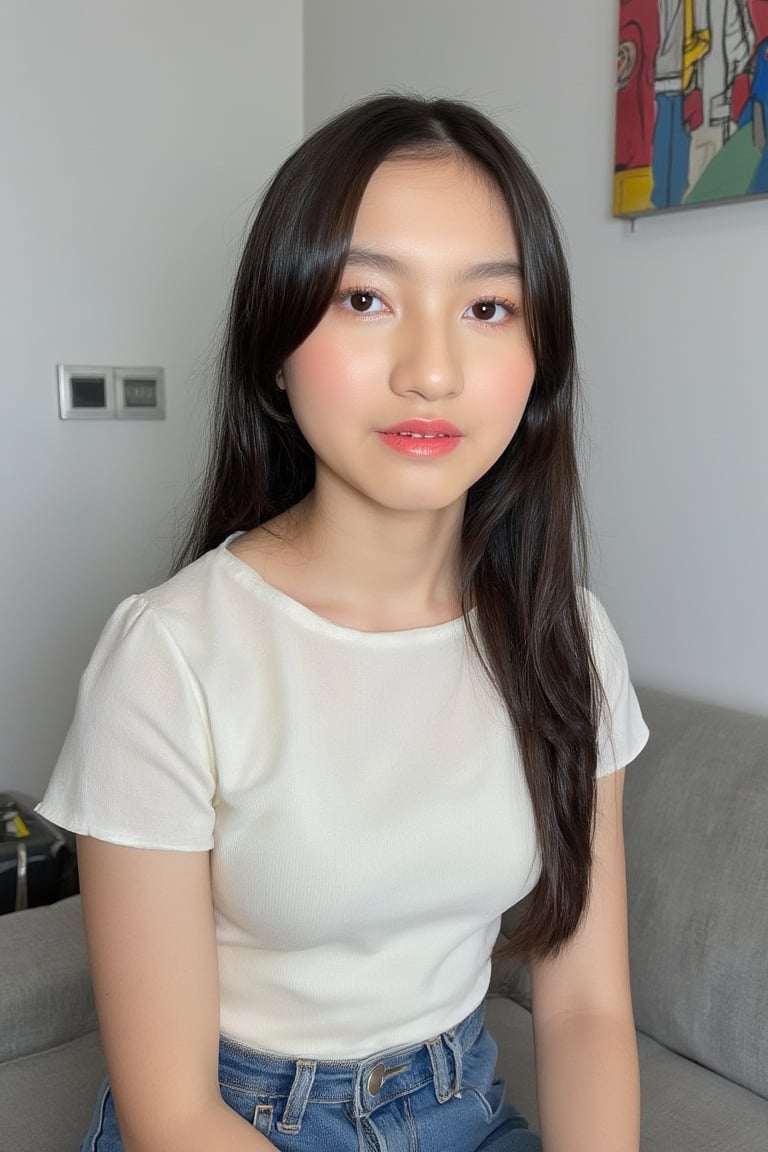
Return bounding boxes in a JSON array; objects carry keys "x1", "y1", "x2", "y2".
[{"x1": 367, "y1": 1063, "x2": 386, "y2": 1095}]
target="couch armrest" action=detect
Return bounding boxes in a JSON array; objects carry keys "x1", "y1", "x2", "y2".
[{"x1": 0, "y1": 896, "x2": 98, "y2": 1063}]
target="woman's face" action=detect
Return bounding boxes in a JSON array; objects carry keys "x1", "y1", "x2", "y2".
[{"x1": 281, "y1": 153, "x2": 536, "y2": 518}]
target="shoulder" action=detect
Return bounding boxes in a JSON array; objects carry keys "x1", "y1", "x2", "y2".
[
  {"x1": 77, "y1": 543, "x2": 252, "y2": 697},
  {"x1": 580, "y1": 588, "x2": 628, "y2": 683},
  {"x1": 579, "y1": 589, "x2": 650, "y2": 776},
  {"x1": 126, "y1": 540, "x2": 257, "y2": 654},
  {"x1": 141, "y1": 544, "x2": 227, "y2": 618}
]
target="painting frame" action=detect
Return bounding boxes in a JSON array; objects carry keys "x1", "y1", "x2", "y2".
[{"x1": 613, "y1": 0, "x2": 768, "y2": 217}]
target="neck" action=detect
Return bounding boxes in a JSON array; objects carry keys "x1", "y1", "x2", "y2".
[{"x1": 287, "y1": 484, "x2": 465, "y2": 631}]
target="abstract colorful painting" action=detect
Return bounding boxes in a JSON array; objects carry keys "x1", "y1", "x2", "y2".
[{"x1": 614, "y1": 1, "x2": 768, "y2": 215}]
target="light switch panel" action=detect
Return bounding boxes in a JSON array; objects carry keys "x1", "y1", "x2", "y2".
[
  {"x1": 58, "y1": 365, "x2": 115, "y2": 419},
  {"x1": 114, "y1": 367, "x2": 165, "y2": 419}
]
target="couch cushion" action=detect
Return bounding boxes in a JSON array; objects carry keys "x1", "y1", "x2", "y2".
[
  {"x1": 635, "y1": 1030, "x2": 768, "y2": 1152},
  {"x1": 626, "y1": 688, "x2": 768, "y2": 1101},
  {"x1": 0, "y1": 1030, "x2": 105, "y2": 1152},
  {"x1": 0, "y1": 895, "x2": 97, "y2": 1062}
]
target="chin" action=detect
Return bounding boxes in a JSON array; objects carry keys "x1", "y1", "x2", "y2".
[{"x1": 364, "y1": 487, "x2": 467, "y2": 517}]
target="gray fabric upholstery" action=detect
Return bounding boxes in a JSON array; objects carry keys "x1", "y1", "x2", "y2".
[
  {"x1": 0, "y1": 1031, "x2": 105, "y2": 1152},
  {"x1": 485, "y1": 995, "x2": 539, "y2": 1129},
  {"x1": 625, "y1": 688, "x2": 768, "y2": 1101},
  {"x1": 634, "y1": 1030, "x2": 768, "y2": 1152},
  {"x1": 489, "y1": 930, "x2": 531, "y2": 1010},
  {"x1": 0, "y1": 896, "x2": 98, "y2": 1063}
]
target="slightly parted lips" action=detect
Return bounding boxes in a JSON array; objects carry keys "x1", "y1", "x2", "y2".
[{"x1": 379, "y1": 420, "x2": 462, "y2": 439}]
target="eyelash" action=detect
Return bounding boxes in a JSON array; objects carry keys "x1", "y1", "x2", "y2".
[
  {"x1": 466, "y1": 296, "x2": 520, "y2": 324},
  {"x1": 335, "y1": 286, "x2": 389, "y2": 314},
  {"x1": 335, "y1": 285, "x2": 520, "y2": 324}
]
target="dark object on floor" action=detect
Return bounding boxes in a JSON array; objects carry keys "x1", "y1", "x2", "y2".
[{"x1": 0, "y1": 792, "x2": 78, "y2": 914}]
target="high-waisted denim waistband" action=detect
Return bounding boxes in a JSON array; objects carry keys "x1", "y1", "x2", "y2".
[{"x1": 218, "y1": 1002, "x2": 486, "y2": 1126}]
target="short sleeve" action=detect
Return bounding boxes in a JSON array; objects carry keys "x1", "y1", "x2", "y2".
[
  {"x1": 36, "y1": 595, "x2": 216, "y2": 850},
  {"x1": 583, "y1": 590, "x2": 649, "y2": 778}
]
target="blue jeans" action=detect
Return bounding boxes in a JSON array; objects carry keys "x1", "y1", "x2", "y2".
[{"x1": 81, "y1": 1002, "x2": 541, "y2": 1151}]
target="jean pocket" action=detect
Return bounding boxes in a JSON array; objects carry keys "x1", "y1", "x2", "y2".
[
  {"x1": 463, "y1": 1074, "x2": 508, "y2": 1123},
  {"x1": 459, "y1": 1024, "x2": 508, "y2": 1123}
]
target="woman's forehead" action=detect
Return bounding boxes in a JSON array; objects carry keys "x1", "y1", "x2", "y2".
[{"x1": 350, "y1": 154, "x2": 520, "y2": 262}]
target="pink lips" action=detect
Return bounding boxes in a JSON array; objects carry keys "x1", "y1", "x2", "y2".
[{"x1": 377, "y1": 419, "x2": 463, "y2": 458}]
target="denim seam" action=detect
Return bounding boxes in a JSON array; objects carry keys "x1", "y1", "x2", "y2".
[
  {"x1": 404, "y1": 1095, "x2": 419, "y2": 1152},
  {"x1": 356, "y1": 1113, "x2": 383, "y2": 1152},
  {"x1": 221, "y1": 1032, "x2": 420, "y2": 1069},
  {"x1": 82, "y1": 1079, "x2": 110, "y2": 1151},
  {"x1": 218, "y1": 1073, "x2": 435, "y2": 1104},
  {"x1": 219, "y1": 1080, "x2": 285, "y2": 1097}
]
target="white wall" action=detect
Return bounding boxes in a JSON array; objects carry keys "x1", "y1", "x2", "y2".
[
  {"x1": 304, "y1": 0, "x2": 768, "y2": 716},
  {"x1": 4, "y1": 0, "x2": 765, "y2": 805},
  {"x1": 1, "y1": 1, "x2": 303, "y2": 795}
]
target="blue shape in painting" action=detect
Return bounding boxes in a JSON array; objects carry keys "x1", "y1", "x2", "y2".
[
  {"x1": 737, "y1": 39, "x2": 768, "y2": 194},
  {"x1": 652, "y1": 93, "x2": 691, "y2": 208}
]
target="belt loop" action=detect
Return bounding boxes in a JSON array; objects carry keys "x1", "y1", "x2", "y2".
[
  {"x1": 426, "y1": 1037, "x2": 453, "y2": 1103},
  {"x1": 444, "y1": 1030, "x2": 463, "y2": 1098},
  {"x1": 277, "y1": 1059, "x2": 316, "y2": 1134}
]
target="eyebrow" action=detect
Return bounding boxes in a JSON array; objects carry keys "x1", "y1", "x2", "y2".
[{"x1": 344, "y1": 246, "x2": 522, "y2": 284}]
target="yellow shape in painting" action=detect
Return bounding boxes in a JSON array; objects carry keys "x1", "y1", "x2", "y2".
[
  {"x1": 613, "y1": 168, "x2": 654, "y2": 216},
  {"x1": 683, "y1": 0, "x2": 711, "y2": 91}
]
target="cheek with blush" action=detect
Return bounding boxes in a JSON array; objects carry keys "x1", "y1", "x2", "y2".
[
  {"x1": 283, "y1": 330, "x2": 343, "y2": 395},
  {"x1": 283, "y1": 320, "x2": 387, "y2": 409},
  {"x1": 281, "y1": 325, "x2": 381, "y2": 455},
  {"x1": 480, "y1": 351, "x2": 536, "y2": 433}
]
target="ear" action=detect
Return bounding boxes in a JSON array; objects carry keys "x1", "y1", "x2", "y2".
[{"x1": 276, "y1": 370, "x2": 286, "y2": 392}]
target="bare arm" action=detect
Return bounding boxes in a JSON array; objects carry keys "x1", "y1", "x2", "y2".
[
  {"x1": 77, "y1": 836, "x2": 274, "y2": 1152},
  {"x1": 530, "y1": 769, "x2": 640, "y2": 1152}
]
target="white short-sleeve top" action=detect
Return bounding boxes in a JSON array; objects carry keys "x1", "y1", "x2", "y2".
[{"x1": 38, "y1": 536, "x2": 648, "y2": 1059}]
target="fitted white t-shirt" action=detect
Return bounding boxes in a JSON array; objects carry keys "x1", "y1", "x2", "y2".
[{"x1": 38, "y1": 536, "x2": 648, "y2": 1059}]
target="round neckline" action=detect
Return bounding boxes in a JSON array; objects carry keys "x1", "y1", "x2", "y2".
[{"x1": 218, "y1": 532, "x2": 471, "y2": 643}]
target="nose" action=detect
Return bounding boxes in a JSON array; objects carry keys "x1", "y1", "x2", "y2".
[{"x1": 389, "y1": 312, "x2": 464, "y2": 401}]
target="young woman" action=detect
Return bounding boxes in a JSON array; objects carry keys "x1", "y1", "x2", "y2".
[{"x1": 39, "y1": 94, "x2": 648, "y2": 1152}]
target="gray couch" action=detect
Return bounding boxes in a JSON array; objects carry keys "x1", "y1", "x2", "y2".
[{"x1": 2, "y1": 687, "x2": 767, "y2": 1151}]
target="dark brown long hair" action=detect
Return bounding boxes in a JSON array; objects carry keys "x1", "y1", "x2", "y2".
[{"x1": 174, "y1": 93, "x2": 600, "y2": 958}]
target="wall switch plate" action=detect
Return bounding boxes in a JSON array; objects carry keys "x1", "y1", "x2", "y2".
[
  {"x1": 114, "y1": 367, "x2": 165, "y2": 420},
  {"x1": 58, "y1": 365, "x2": 115, "y2": 420}
]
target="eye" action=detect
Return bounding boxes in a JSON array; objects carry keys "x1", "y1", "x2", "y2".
[
  {"x1": 464, "y1": 298, "x2": 517, "y2": 324},
  {"x1": 337, "y1": 288, "x2": 387, "y2": 314}
]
